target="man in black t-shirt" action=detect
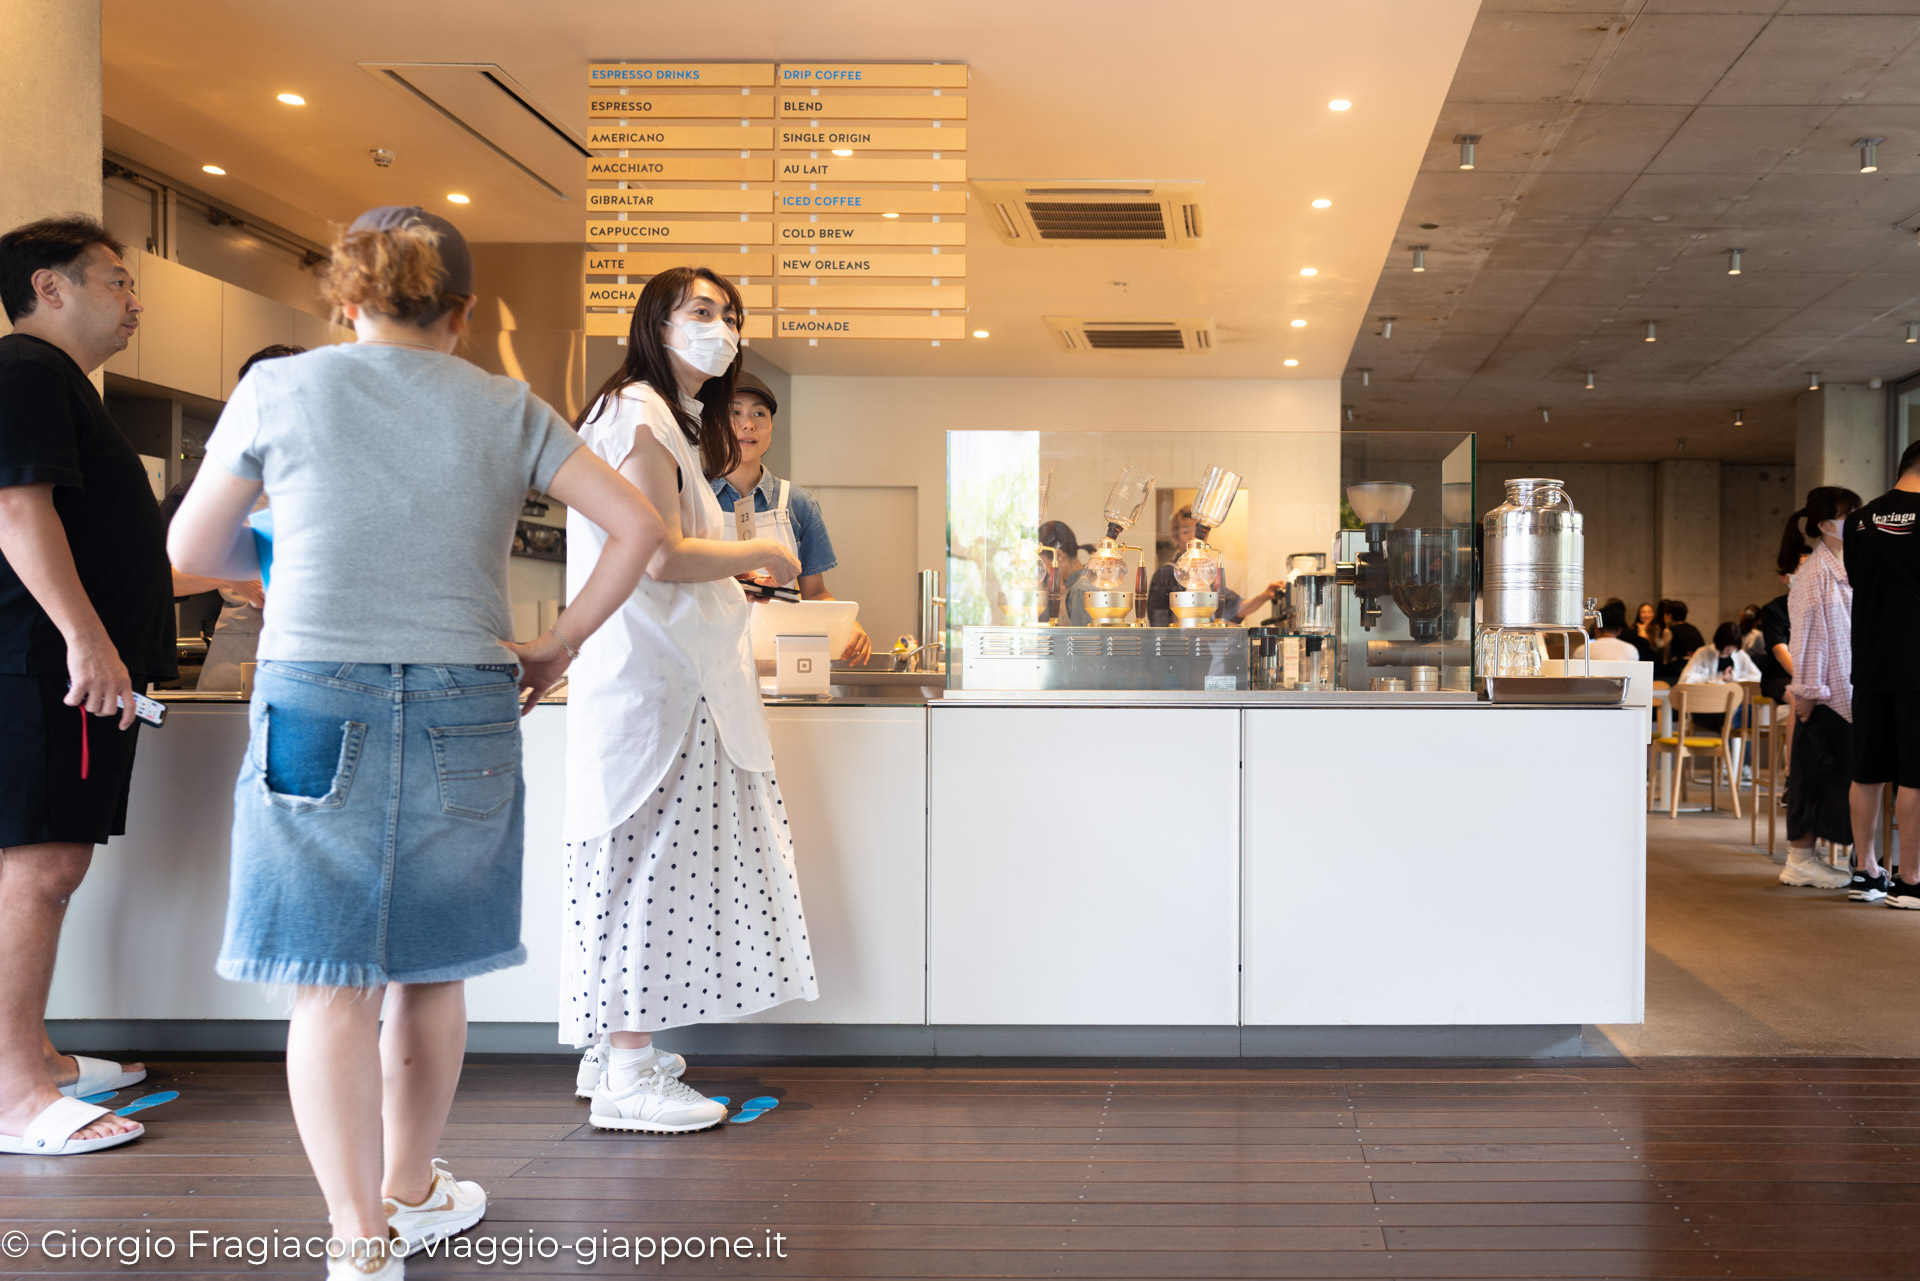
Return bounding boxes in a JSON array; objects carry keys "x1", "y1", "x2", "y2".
[
  {"x1": 1848, "y1": 440, "x2": 1920, "y2": 909},
  {"x1": 0, "y1": 216, "x2": 173, "y2": 1154},
  {"x1": 1659, "y1": 600, "x2": 1707, "y2": 683},
  {"x1": 1755, "y1": 590, "x2": 1792, "y2": 703}
]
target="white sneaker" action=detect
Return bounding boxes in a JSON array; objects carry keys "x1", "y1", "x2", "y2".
[
  {"x1": 575, "y1": 1044, "x2": 686, "y2": 1099},
  {"x1": 589, "y1": 1065, "x2": 727, "y2": 1134},
  {"x1": 326, "y1": 1240, "x2": 402, "y2": 1279},
  {"x1": 385, "y1": 1159, "x2": 486, "y2": 1252},
  {"x1": 1780, "y1": 851, "x2": 1851, "y2": 889}
]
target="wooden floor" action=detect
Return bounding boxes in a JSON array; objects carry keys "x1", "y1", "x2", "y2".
[{"x1": 8, "y1": 1059, "x2": 1920, "y2": 1278}]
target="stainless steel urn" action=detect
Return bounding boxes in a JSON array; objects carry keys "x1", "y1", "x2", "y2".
[{"x1": 1482, "y1": 477, "x2": 1584, "y2": 627}]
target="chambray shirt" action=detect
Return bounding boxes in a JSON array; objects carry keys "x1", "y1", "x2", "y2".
[{"x1": 710, "y1": 467, "x2": 839, "y2": 578}]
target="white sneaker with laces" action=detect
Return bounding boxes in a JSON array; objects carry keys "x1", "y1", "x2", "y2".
[
  {"x1": 1780, "y1": 850, "x2": 1851, "y2": 889},
  {"x1": 385, "y1": 1159, "x2": 486, "y2": 1252},
  {"x1": 575, "y1": 1044, "x2": 687, "y2": 1099},
  {"x1": 589, "y1": 1065, "x2": 728, "y2": 1134}
]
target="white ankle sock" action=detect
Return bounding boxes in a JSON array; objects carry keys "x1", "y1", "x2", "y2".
[{"x1": 607, "y1": 1045, "x2": 658, "y2": 1091}]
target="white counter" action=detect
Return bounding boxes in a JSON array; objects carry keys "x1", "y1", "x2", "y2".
[{"x1": 49, "y1": 698, "x2": 1645, "y2": 1051}]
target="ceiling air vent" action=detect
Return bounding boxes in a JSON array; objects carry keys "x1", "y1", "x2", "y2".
[
  {"x1": 1044, "y1": 316, "x2": 1216, "y2": 353},
  {"x1": 973, "y1": 180, "x2": 1208, "y2": 248}
]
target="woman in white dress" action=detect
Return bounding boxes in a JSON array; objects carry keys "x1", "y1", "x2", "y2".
[{"x1": 562, "y1": 267, "x2": 815, "y2": 1132}]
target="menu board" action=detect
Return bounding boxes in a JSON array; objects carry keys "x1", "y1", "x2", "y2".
[{"x1": 585, "y1": 60, "x2": 968, "y2": 343}]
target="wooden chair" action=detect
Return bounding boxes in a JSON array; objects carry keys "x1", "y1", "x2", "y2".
[
  {"x1": 1742, "y1": 683, "x2": 1782, "y2": 853},
  {"x1": 1649, "y1": 682, "x2": 1745, "y2": 819}
]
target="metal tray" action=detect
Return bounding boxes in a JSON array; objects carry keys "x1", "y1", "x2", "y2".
[{"x1": 1483, "y1": 675, "x2": 1628, "y2": 705}]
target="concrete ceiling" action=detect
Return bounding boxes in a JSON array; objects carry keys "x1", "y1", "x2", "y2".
[
  {"x1": 1345, "y1": 0, "x2": 1920, "y2": 465},
  {"x1": 98, "y1": 0, "x2": 1479, "y2": 382}
]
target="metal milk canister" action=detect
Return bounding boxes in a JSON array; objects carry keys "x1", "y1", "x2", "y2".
[{"x1": 1482, "y1": 477, "x2": 1584, "y2": 627}]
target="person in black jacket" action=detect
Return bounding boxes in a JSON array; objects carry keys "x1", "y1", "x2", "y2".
[{"x1": 1848, "y1": 440, "x2": 1920, "y2": 909}]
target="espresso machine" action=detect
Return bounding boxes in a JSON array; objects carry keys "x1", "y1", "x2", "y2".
[
  {"x1": 1169, "y1": 466, "x2": 1242, "y2": 627},
  {"x1": 1081, "y1": 465, "x2": 1152, "y2": 626}
]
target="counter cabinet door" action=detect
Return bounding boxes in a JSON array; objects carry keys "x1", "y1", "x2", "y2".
[
  {"x1": 928, "y1": 705, "x2": 1240, "y2": 1026},
  {"x1": 1240, "y1": 707, "x2": 1645, "y2": 1026}
]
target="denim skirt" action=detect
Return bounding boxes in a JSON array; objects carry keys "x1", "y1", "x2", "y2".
[{"x1": 217, "y1": 662, "x2": 527, "y2": 989}]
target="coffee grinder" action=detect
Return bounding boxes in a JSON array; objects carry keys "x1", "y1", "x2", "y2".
[
  {"x1": 1082, "y1": 464, "x2": 1152, "y2": 625},
  {"x1": 1334, "y1": 481, "x2": 1414, "y2": 632},
  {"x1": 1169, "y1": 465, "x2": 1242, "y2": 627}
]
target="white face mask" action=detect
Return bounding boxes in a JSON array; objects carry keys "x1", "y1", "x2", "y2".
[
  {"x1": 669, "y1": 318, "x2": 739, "y2": 377},
  {"x1": 1819, "y1": 518, "x2": 1844, "y2": 540}
]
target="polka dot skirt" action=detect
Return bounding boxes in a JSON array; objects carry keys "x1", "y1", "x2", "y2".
[{"x1": 561, "y1": 698, "x2": 817, "y2": 1044}]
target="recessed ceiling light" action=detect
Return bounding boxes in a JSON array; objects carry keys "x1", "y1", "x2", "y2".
[
  {"x1": 831, "y1": 148, "x2": 853, "y2": 157},
  {"x1": 201, "y1": 164, "x2": 226, "y2": 175},
  {"x1": 1283, "y1": 358, "x2": 1300, "y2": 366},
  {"x1": 972, "y1": 329, "x2": 989, "y2": 338},
  {"x1": 1289, "y1": 319, "x2": 1307, "y2": 328},
  {"x1": 276, "y1": 92, "x2": 306, "y2": 106},
  {"x1": 1299, "y1": 266, "x2": 1318, "y2": 276},
  {"x1": 1311, "y1": 198, "x2": 1332, "y2": 209},
  {"x1": 1328, "y1": 99, "x2": 1352, "y2": 111},
  {"x1": 881, "y1": 212, "x2": 900, "y2": 218},
  {"x1": 446, "y1": 193, "x2": 470, "y2": 204}
]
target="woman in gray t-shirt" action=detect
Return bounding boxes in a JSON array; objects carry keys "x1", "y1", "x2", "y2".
[{"x1": 169, "y1": 206, "x2": 663, "y2": 1279}]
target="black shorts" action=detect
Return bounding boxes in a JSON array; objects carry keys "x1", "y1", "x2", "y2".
[
  {"x1": 0, "y1": 674, "x2": 145, "y2": 848},
  {"x1": 1852, "y1": 690, "x2": 1920, "y2": 789}
]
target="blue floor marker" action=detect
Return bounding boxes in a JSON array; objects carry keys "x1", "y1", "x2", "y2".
[
  {"x1": 728, "y1": 1096, "x2": 780, "y2": 1124},
  {"x1": 114, "y1": 1091, "x2": 178, "y2": 1117},
  {"x1": 709, "y1": 1097, "x2": 729, "y2": 1107},
  {"x1": 80, "y1": 1091, "x2": 118, "y2": 1106}
]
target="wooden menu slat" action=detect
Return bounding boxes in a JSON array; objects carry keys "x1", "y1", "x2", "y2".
[
  {"x1": 773, "y1": 313, "x2": 967, "y2": 340},
  {"x1": 776, "y1": 126, "x2": 963, "y2": 151},
  {"x1": 777, "y1": 219, "x2": 965, "y2": 247},
  {"x1": 588, "y1": 189, "x2": 772, "y2": 214},
  {"x1": 588, "y1": 311, "x2": 772, "y2": 338},
  {"x1": 778, "y1": 94, "x2": 967, "y2": 120},
  {"x1": 774, "y1": 189, "x2": 967, "y2": 215},
  {"x1": 586, "y1": 125, "x2": 774, "y2": 150},
  {"x1": 588, "y1": 63, "x2": 774, "y2": 87},
  {"x1": 586, "y1": 251, "x2": 775, "y2": 276},
  {"x1": 775, "y1": 157, "x2": 966, "y2": 183},
  {"x1": 777, "y1": 283, "x2": 966, "y2": 310},
  {"x1": 585, "y1": 219, "x2": 774, "y2": 246},
  {"x1": 587, "y1": 93, "x2": 774, "y2": 119},
  {"x1": 775, "y1": 252, "x2": 963, "y2": 277},
  {"x1": 587, "y1": 157, "x2": 773, "y2": 182},
  {"x1": 587, "y1": 281, "x2": 773, "y2": 310},
  {"x1": 776, "y1": 64, "x2": 969, "y2": 89}
]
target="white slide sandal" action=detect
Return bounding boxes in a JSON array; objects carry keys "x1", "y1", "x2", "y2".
[
  {"x1": 0, "y1": 1096, "x2": 144, "y2": 1155},
  {"x1": 57, "y1": 1056, "x2": 147, "y2": 1098}
]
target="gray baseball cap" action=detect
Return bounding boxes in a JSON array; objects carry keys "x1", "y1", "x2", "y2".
[{"x1": 347, "y1": 205, "x2": 474, "y2": 296}]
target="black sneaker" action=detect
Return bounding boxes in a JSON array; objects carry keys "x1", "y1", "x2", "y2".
[
  {"x1": 1885, "y1": 881, "x2": 1920, "y2": 910},
  {"x1": 1849, "y1": 871, "x2": 1890, "y2": 902}
]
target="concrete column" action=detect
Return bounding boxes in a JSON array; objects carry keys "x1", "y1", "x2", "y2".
[
  {"x1": 1655, "y1": 459, "x2": 1721, "y2": 633},
  {"x1": 0, "y1": 1, "x2": 103, "y2": 337},
  {"x1": 1796, "y1": 383, "x2": 1886, "y2": 504}
]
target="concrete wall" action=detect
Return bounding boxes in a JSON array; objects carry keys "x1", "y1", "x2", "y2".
[
  {"x1": 1, "y1": 0, "x2": 103, "y2": 338},
  {"x1": 1797, "y1": 383, "x2": 1888, "y2": 503}
]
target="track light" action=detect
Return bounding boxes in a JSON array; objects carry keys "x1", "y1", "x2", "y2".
[
  {"x1": 1410, "y1": 245, "x2": 1427, "y2": 272},
  {"x1": 1808, "y1": 372, "x2": 1822, "y2": 391},
  {"x1": 1455, "y1": 134, "x2": 1480, "y2": 170},
  {"x1": 1358, "y1": 368, "x2": 1371, "y2": 387},
  {"x1": 1906, "y1": 321, "x2": 1918, "y2": 343},
  {"x1": 1734, "y1": 408, "x2": 1745, "y2": 426},
  {"x1": 1645, "y1": 320, "x2": 1657, "y2": 342},
  {"x1": 1857, "y1": 137, "x2": 1884, "y2": 173},
  {"x1": 1727, "y1": 248, "x2": 1744, "y2": 275},
  {"x1": 1378, "y1": 317, "x2": 1394, "y2": 339},
  {"x1": 1540, "y1": 407, "x2": 1551, "y2": 423}
]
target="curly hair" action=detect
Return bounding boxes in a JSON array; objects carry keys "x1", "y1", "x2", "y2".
[{"x1": 317, "y1": 224, "x2": 466, "y2": 327}]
